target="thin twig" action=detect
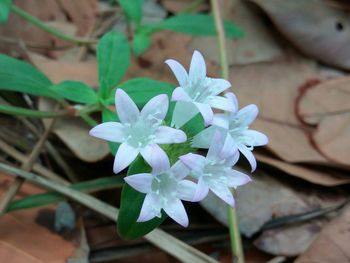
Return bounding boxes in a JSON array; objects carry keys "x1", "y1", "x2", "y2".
[
  {"x1": 0, "y1": 164, "x2": 219, "y2": 263},
  {"x1": 0, "y1": 119, "x2": 57, "y2": 214},
  {"x1": 210, "y1": 1, "x2": 244, "y2": 262}
]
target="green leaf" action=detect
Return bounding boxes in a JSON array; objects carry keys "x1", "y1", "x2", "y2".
[
  {"x1": 117, "y1": 157, "x2": 166, "y2": 239},
  {"x1": 102, "y1": 108, "x2": 119, "y2": 155},
  {"x1": 109, "y1": 77, "x2": 175, "y2": 107},
  {"x1": 97, "y1": 31, "x2": 130, "y2": 98},
  {"x1": 144, "y1": 14, "x2": 244, "y2": 38},
  {"x1": 117, "y1": 0, "x2": 143, "y2": 23},
  {"x1": 0, "y1": 104, "x2": 65, "y2": 118},
  {"x1": 0, "y1": 0, "x2": 11, "y2": 23},
  {"x1": 0, "y1": 54, "x2": 57, "y2": 98},
  {"x1": 8, "y1": 176, "x2": 124, "y2": 212},
  {"x1": 132, "y1": 31, "x2": 151, "y2": 56},
  {"x1": 50, "y1": 81, "x2": 98, "y2": 104}
]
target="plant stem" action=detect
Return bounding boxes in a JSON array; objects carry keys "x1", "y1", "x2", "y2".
[
  {"x1": 10, "y1": 5, "x2": 97, "y2": 45},
  {"x1": 210, "y1": 0, "x2": 244, "y2": 262}
]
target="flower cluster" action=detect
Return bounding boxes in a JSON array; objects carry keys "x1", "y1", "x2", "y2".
[{"x1": 89, "y1": 51, "x2": 268, "y2": 227}]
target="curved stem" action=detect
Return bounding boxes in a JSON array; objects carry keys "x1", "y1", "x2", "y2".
[
  {"x1": 210, "y1": 1, "x2": 244, "y2": 263},
  {"x1": 10, "y1": 5, "x2": 97, "y2": 45}
]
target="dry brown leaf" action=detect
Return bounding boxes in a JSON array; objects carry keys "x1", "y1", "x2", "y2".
[
  {"x1": 160, "y1": 0, "x2": 209, "y2": 13},
  {"x1": 295, "y1": 205, "x2": 350, "y2": 263},
  {"x1": 189, "y1": 0, "x2": 284, "y2": 65},
  {"x1": 249, "y1": 0, "x2": 350, "y2": 70}
]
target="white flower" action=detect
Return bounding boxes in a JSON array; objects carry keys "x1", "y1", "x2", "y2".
[
  {"x1": 165, "y1": 50, "x2": 233, "y2": 127},
  {"x1": 89, "y1": 89, "x2": 187, "y2": 174},
  {"x1": 124, "y1": 158, "x2": 198, "y2": 227},
  {"x1": 180, "y1": 132, "x2": 251, "y2": 207},
  {"x1": 192, "y1": 93, "x2": 268, "y2": 172}
]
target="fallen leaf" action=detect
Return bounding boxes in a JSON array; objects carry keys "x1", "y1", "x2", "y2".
[
  {"x1": 295, "y1": 205, "x2": 350, "y2": 263},
  {"x1": 249, "y1": 0, "x2": 350, "y2": 70},
  {"x1": 160, "y1": 0, "x2": 209, "y2": 13}
]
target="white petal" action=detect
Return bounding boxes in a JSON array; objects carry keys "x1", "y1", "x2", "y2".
[
  {"x1": 244, "y1": 130, "x2": 269, "y2": 146},
  {"x1": 207, "y1": 130, "x2": 224, "y2": 160},
  {"x1": 141, "y1": 94, "x2": 168, "y2": 122},
  {"x1": 165, "y1": 59, "x2": 188, "y2": 86},
  {"x1": 238, "y1": 144, "x2": 257, "y2": 172},
  {"x1": 137, "y1": 193, "x2": 162, "y2": 222},
  {"x1": 207, "y1": 77, "x2": 231, "y2": 95},
  {"x1": 154, "y1": 126, "x2": 187, "y2": 144},
  {"x1": 179, "y1": 153, "x2": 206, "y2": 175},
  {"x1": 113, "y1": 143, "x2": 139, "y2": 174},
  {"x1": 177, "y1": 180, "x2": 197, "y2": 201},
  {"x1": 189, "y1": 50, "x2": 206, "y2": 81},
  {"x1": 89, "y1": 122, "x2": 125, "y2": 143},
  {"x1": 209, "y1": 96, "x2": 235, "y2": 112},
  {"x1": 235, "y1": 104, "x2": 258, "y2": 127},
  {"x1": 192, "y1": 177, "x2": 209, "y2": 202},
  {"x1": 220, "y1": 133, "x2": 239, "y2": 161},
  {"x1": 163, "y1": 198, "x2": 189, "y2": 227},
  {"x1": 171, "y1": 101, "x2": 198, "y2": 128},
  {"x1": 115, "y1": 89, "x2": 139, "y2": 124},
  {"x1": 191, "y1": 126, "x2": 217, "y2": 149},
  {"x1": 171, "y1": 87, "x2": 192, "y2": 102},
  {"x1": 225, "y1": 92, "x2": 238, "y2": 113},
  {"x1": 210, "y1": 184, "x2": 235, "y2": 207},
  {"x1": 226, "y1": 170, "x2": 252, "y2": 188},
  {"x1": 140, "y1": 144, "x2": 170, "y2": 174},
  {"x1": 170, "y1": 161, "x2": 189, "y2": 180},
  {"x1": 194, "y1": 102, "x2": 213, "y2": 126},
  {"x1": 212, "y1": 113, "x2": 230, "y2": 129},
  {"x1": 124, "y1": 173, "x2": 153, "y2": 193}
]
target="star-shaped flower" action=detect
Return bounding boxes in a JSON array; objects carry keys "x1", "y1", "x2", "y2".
[
  {"x1": 180, "y1": 132, "x2": 251, "y2": 207},
  {"x1": 124, "y1": 158, "x2": 198, "y2": 227},
  {"x1": 89, "y1": 89, "x2": 187, "y2": 174},
  {"x1": 192, "y1": 93, "x2": 268, "y2": 172},
  {"x1": 165, "y1": 50, "x2": 234, "y2": 127}
]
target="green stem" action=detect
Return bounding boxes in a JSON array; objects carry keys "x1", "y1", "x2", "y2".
[
  {"x1": 0, "y1": 104, "x2": 69, "y2": 118},
  {"x1": 10, "y1": 5, "x2": 97, "y2": 45},
  {"x1": 210, "y1": 0, "x2": 244, "y2": 262}
]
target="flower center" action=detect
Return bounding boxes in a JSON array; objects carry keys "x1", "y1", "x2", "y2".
[
  {"x1": 151, "y1": 173, "x2": 177, "y2": 203},
  {"x1": 124, "y1": 118, "x2": 158, "y2": 148},
  {"x1": 202, "y1": 162, "x2": 229, "y2": 186},
  {"x1": 185, "y1": 78, "x2": 215, "y2": 103}
]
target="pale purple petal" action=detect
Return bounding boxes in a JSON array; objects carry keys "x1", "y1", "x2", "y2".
[
  {"x1": 191, "y1": 126, "x2": 217, "y2": 149},
  {"x1": 210, "y1": 184, "x2": 235, "y2": 207},
  {"x1": 225, "y1": 92, "x2": 238, "y2": 113},
  {"x1": 226, "y1": 170, "x2": 252, "y2": 188},
  {"x1": 170, "y1": 161, "x2": 189, "y2": 179},
  {"x1": 219, "y1": 134, "x2": 239, "y2": 161},
  {"x1": 171, "y1": 87, "x2": 192, "y2": 102},
  {"x1": 212, "y1": 114, "x2": 230, "y2": 129},
  {"x1": 171, "y1": 101, "x2": 198, "y2": 128},
  {"x1": 192, "y1": 177, "x2": 209, "y2": 202},
  {"x1": 137, "y1": 193, "x2": 162, "y2": 222},
  {"x1": 154, "y1": 126, "x2": 187, "y2": 144},
  {"x1": 194, "y1": 102, "x2": 213, "y2": 126},
  {"x1": 207, "y1": 78, "x2": 231, "y2": 95},
  {"x1": 115, "y1": 89, "x2": 139, "y2": 124},
  {"x1": 244, "y1": 130, "x2": 269, "y2": 146},
  {"x1": 207, "y1": 131, "x2": 224, "y2": 160},
  {"x1": 124, "y1": 173, "x2": 153, "y2": 194},
  {"x1": 209, "y1": 96, "x2": 235, "y2": 112},
  {"x1": 189, "y1": 50, "x2": 206, "y2": 81},
  {"x1": 234, "y1": 104, "x2": 258, "y2": 127},
  {"x1": 177, "y1": 180, "x2": 197, "y2": 201},
  {"x1": 89, "y1": 122, "x2": 125, "y2": 143},
  {"x1": 113, "y1": 143, "x2": 139, "y2": 174},
  {"x1": 163, "y1": 198, "x2": 189, "y2": 227},
  {"x1": 165, "y1": 59, "x2": 188, "y2": 86},
  {"x1": 238, "y1": 144, "x2": 257, "y2": 172},
  {"x1": 179, "y1": 153, "x2": 205, "y2": 174},
  {"x1": 141, "y1": 94, "x2": 168, "y2": 122},
  {"x1": 140, "y1": 144, "x2": 170, "y2": 174}
]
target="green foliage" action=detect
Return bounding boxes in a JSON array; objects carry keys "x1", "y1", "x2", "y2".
[
  {"x1": 0, "y1": 0, "x2": 11, "y2": 23},
  {"x1": 132, "y1": 31, "x2": 151, "y2": 56},
  {"x1": 50, "y1": 81, "x2": 98, "y2": 104},
  {"x1": 8, "y1": 176, "x2": 124, "y2": 212},
  {"x1": 117, "y1": 0, "x2": 143, "y2": 24},
  {"x1": 97, "y1": 31, "x2": 130, "y2": 98},
  {"x1": 0, "y1": 54, "x2": 56, "y2": 98},
  {"x1": 143, "y1": 14, "x2": 244, "y2": 38},
  {"x1": 117, "y1": 157, "x2": 166, "y2": 239}
]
